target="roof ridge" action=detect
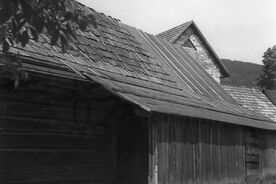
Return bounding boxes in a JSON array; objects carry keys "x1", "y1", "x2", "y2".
[
  {"x1": 156, "y1": 20, "x2": 193, "y2": 38},
  {"x1": 75, "y1": 0, "x2": 122, "y2": 23},
  {"x1": 156, "y1": 20, "x2": 230, "y2": 77}
]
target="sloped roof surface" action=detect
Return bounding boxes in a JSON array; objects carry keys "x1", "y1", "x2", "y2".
[
  {"x1": 126, "y1": 25, "x2": 235, "y2": 102},
  {"x1": 155, "y1": 21, "x2": 193, "y2": 42},
  {"x1": 223, "y1": 85, "x2": 276, "y2": 122},
  {"x1": 156, "y1": 21, "x2": 229, "y2": 77},
  {"x1": 2, "y1": 2, "x2": 275, "y2": 129}
]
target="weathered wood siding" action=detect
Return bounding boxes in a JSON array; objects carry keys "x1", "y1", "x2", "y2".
[
  {"x1": 245, "y1": 128, "x2": 260, "y2": 181},
  {"x1": 0, "y1": 75, "x2": 115, "y2": 184},
  {"x1": 260, "y1": 130, "x2": 276, "y2": 181},
  {"x1": 148, "y1": 114, "x2": 245, "y2": 184}
]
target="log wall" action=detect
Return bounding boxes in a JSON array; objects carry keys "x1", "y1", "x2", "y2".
[{"x1": 0, "y1": 75, "x2": 115, "y2": 184}]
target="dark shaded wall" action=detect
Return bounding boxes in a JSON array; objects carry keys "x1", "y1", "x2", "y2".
[{"x1": 0, "y1": 74, "x2": 116, "y2": 184}]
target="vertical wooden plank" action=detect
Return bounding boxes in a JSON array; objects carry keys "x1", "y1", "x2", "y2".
[
  {"x1": 185, "y1": 117, "x2": 189, "y2": 184},
  {"x1": 228, "y1": 126, "x2": 233, "y2": 183},
  {"x1": 218, "y1": 124, "x2": 222, "y2": 183},
  {"x1": 237, "y1": 126, "x2": 242, "y2": 182},
  {"x1": 182, "y1": 116, "x2": 188, "y2": 184},
  {"x1": 150, "y1": 116, "x2": 159, "y2": 184},
  {"x1": 170, "y1": 118, "x2": 175, "y2": 184},
  {"x1": 199, "y1": 119, "x2": 203, "y2": 184},
  {"x1": 223, "y1": 125, "x2": 227, "y2": 183},
  {"x1": 209, "y1": 121, "x2": 213, "y2": 184},
  {"x1": 164, "y1": 115, "x2": 168, "y2": 184},
  {"x1": 167, "y1": 117, "x2": 171, "y2": 184},
  {"x1": 203, "y1": 121, "x2": 211, "y2": 184},
  {"x1": 155, "y1": 116, "x2": 159, "y2": 184},
  {"x1": 158, "y1": 116, "x2": 163, "y2": 184},
  {"x1": 195, "y1": 119, "x2": 200, "y2": 184},
  {"x1": 233, "y1": 126, "x2": 238, "y2": 183},
  {"x1": 259, "y1": 130, "x2": 264, "y2": 180},
  {"x1": 148, "y1": 118, "x2": 153, "y2": 184},
  {"x1": 242, "y1": 127, "x2": 246, "y2": 182},
  {"x1": 164, "y1": 116, "x2": 169, "y2": 184},
  {"x1": 172, "y1": 118, "x2": 177, "y2": 184},
  {"x1": 187, "y1": 118, "x2": 195, "y2": 182},
  {"x1": 207, "y1": 121, "x2": 211, "y2": 184},
  {"x1": 174, "y1": 116, "x2": 181, "y2": 184},
  {"x1": 181, "y1": 117, "x2": 187, "y2": 184},
  {"x1": 212, "y1": 123, "x2": 219, "y2": 183},
  {"x1": 200, "y1": 120, "x2": 205, "y2": 183},
  {"x1": 192, "y1": 118, "x2": 197, "y2": 184}
]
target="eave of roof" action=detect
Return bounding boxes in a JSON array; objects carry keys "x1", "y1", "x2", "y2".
[
  {"x1": 0, "y1": 1, "x2": 274, "y2": 130},
  {"x1": 156, "y1": 21, "x2": 230, "y2": 78},
  {"x1": 76, "y1": 70, "x2": 276, "y2": 130}
]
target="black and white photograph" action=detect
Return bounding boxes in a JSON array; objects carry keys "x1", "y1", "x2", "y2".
[{"x1": 0, "y1": 0, "x2": 275, "y2": 183}]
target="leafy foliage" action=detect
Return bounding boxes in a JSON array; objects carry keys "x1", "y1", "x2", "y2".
[
  {"x1": 0, "y1": 0, "x2": 96, "y2": 52},
  {"x1": 257, "y1": 46, "x2": 276, "y2": 90},
  {"x1": 0, "y1": 55, "x2": 27, "y2": 89},
  {"x1": 0, "y1": 0, "x2": 97, "y2": 89}
]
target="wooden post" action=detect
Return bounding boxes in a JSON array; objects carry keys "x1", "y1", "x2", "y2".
[
  {"x1": 149, "y1": 118, "x2": 158, "y2": 184},
  {"x1": 153, "y1": 145, "x2": 158, "y2": 184}
]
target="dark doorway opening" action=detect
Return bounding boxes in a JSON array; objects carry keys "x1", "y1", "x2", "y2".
[{"x1": 116, "y1": 118, "x2": 148, "y2": 184}]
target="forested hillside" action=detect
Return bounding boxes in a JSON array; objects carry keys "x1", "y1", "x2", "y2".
[{"x1": 221, "y1": 59, "x2": 262, "y2": 87}]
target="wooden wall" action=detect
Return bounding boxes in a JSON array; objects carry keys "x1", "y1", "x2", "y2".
[
  {"x1": 148, "y1": 114, "x2": 246, "y2": 184},
  {"x1": 2, "y1": 73, "x2": 276, "y2": 184},
  {"x1": 260, "y1": 130, "x2": 276, "y2": 182},
  {"x1": 0, "y1": 74, "x2": 117, "y2": 184}
]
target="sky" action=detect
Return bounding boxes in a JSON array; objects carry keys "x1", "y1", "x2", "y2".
[{"x1": 78, "y1": 0, "x2": 276, "y2": 65}]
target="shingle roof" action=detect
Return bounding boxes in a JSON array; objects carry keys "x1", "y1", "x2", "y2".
[
  {"x1": 156, "y1": 21, "x2": 229, "y2": 77},
  {"x1": 223, "y1": 85, "x2": 276, "y2": 122},
  {"x1": 155, "y1": 21, "x2": 193, "y2": 43},
  {"x1": 1, "y1": 1, "x2": 275, "y2": 129}
]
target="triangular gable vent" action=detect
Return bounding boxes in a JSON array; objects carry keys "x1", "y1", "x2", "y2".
[{"x1": 182, "y1": 39, "x2": 197, "y2": 50}]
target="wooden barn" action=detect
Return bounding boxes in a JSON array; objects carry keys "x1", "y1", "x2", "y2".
[{"x1": 1, "y1": 2, "x2": 276, "y2": 184}]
